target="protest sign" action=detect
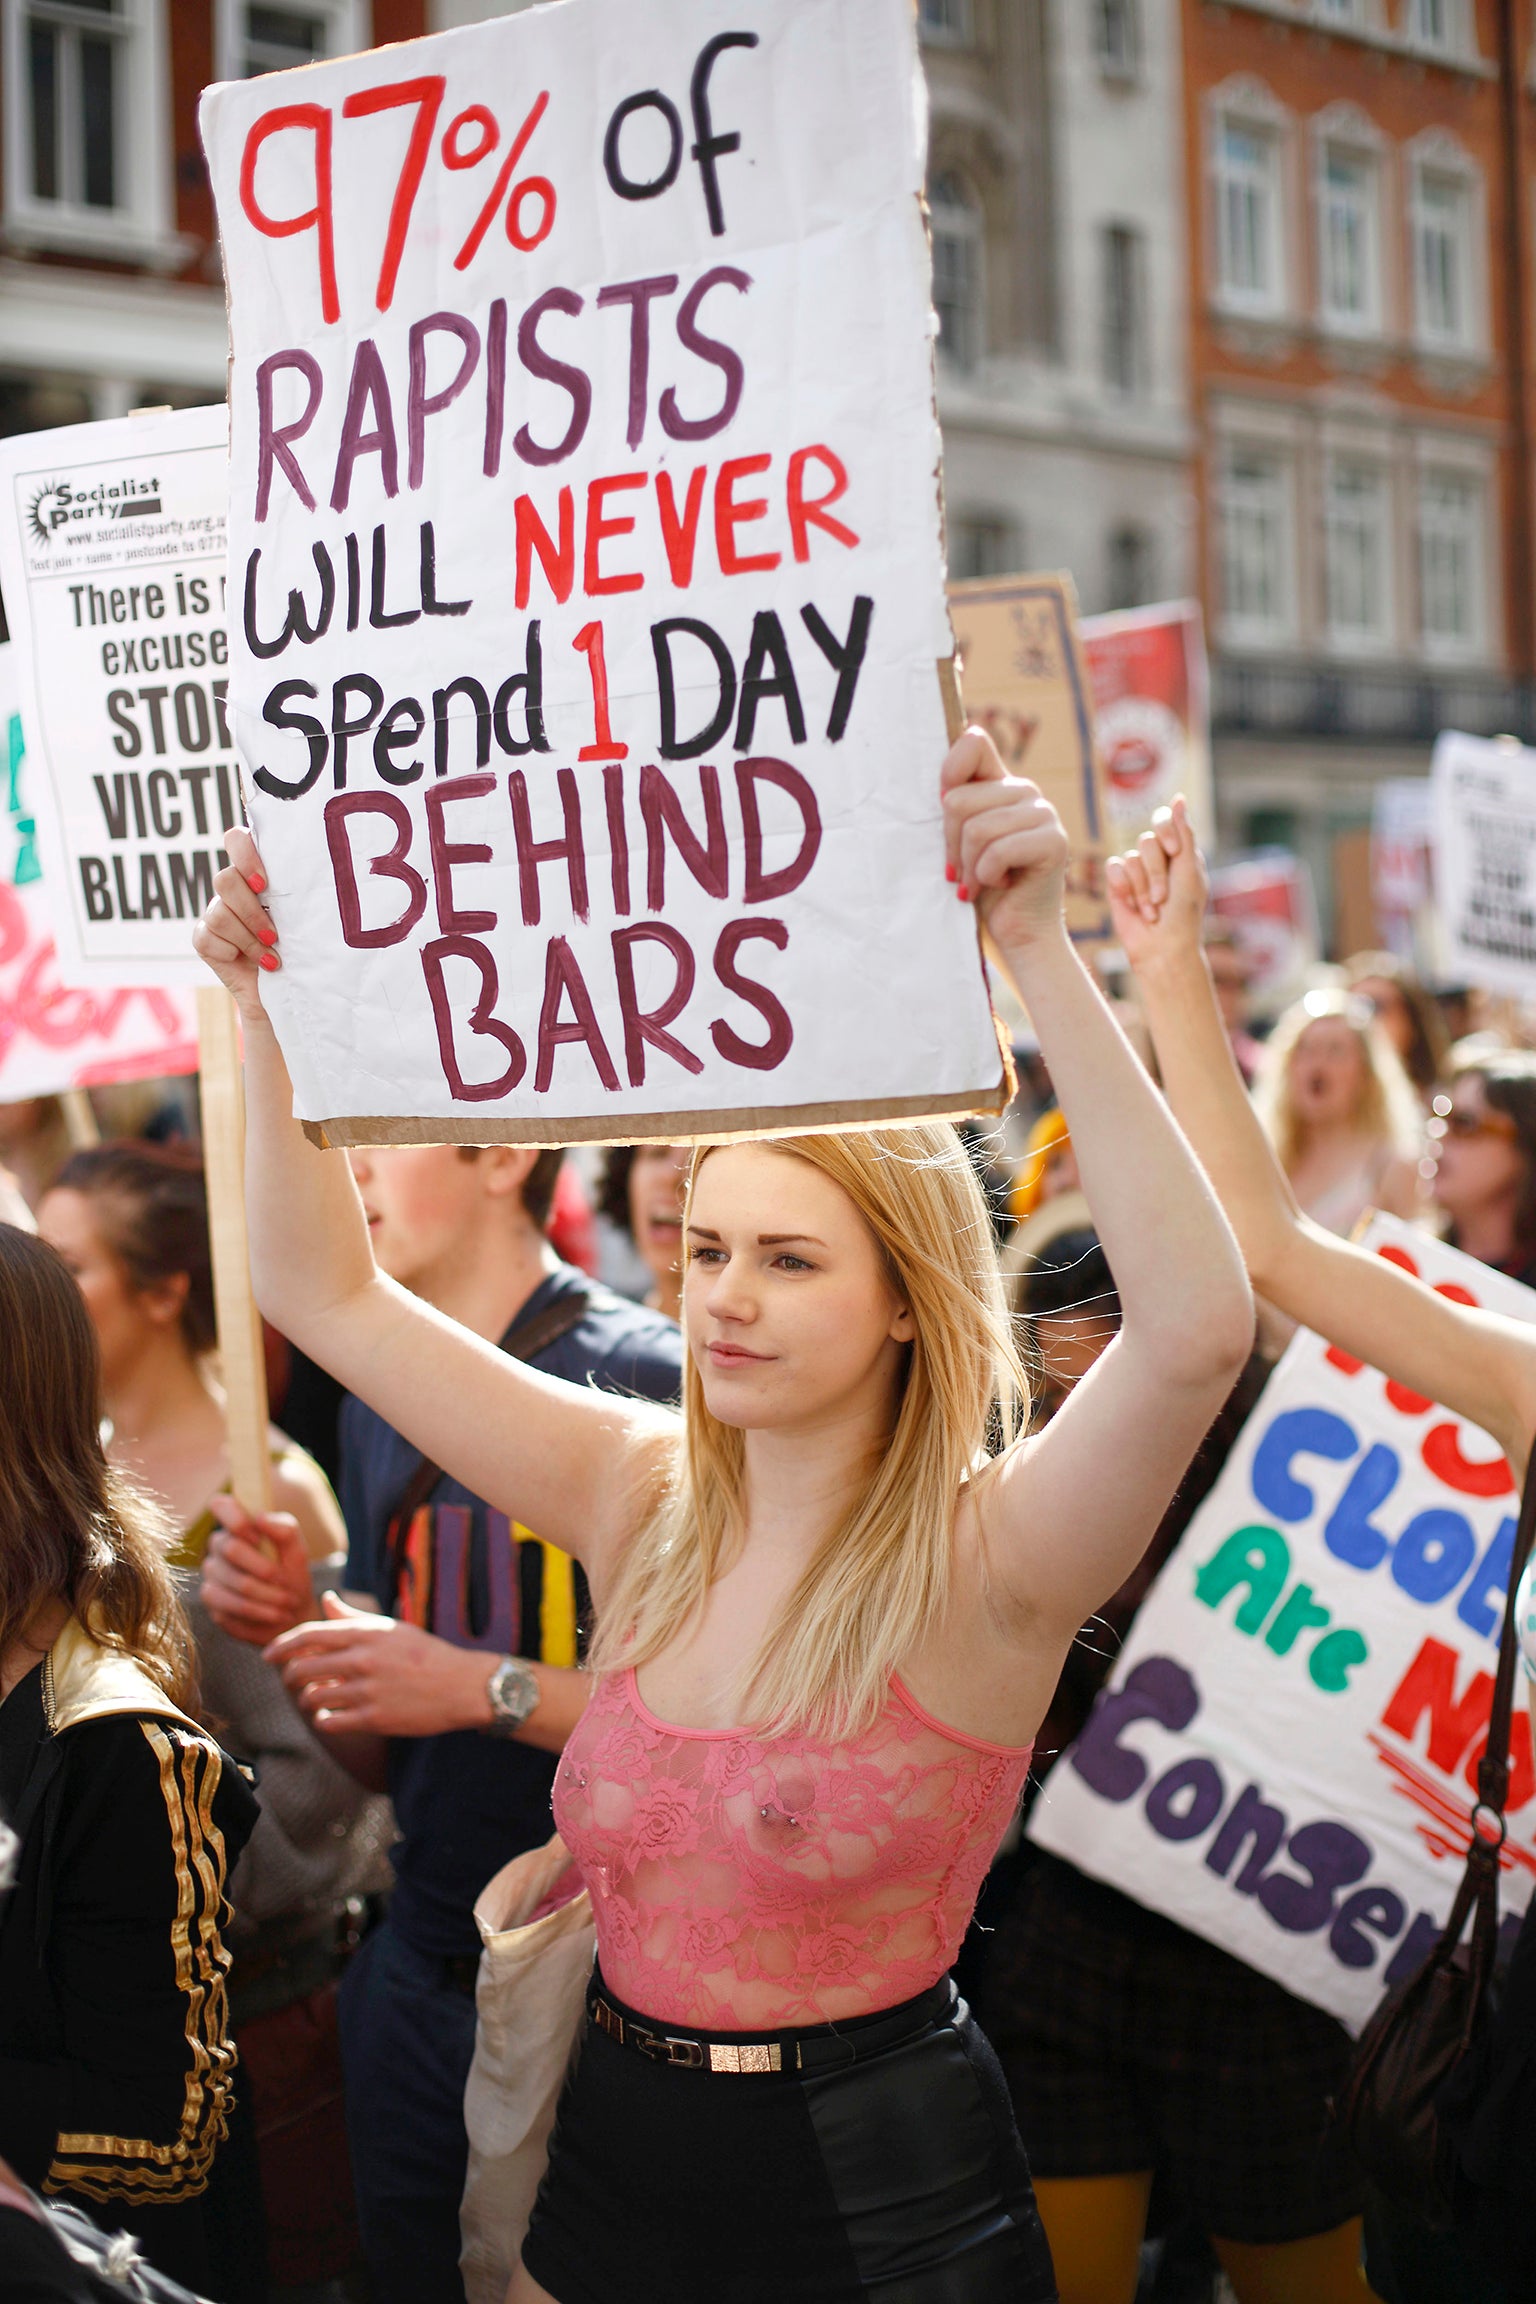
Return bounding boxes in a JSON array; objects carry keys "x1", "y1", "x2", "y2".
[
  {"x1": 1207, "y1": 849, "x2": 1318, "y2": 1014},
  {"x1": 1432, "y1": 731, "x2": 1536, "y2": 996},
  {"x1": 948, "y1": 575, "x2": 1109, "y2": 942},
  {"x1": 1079, "y1": 598, "x2": 1212, "y2": 847},
  {"x1": 0, "y1": 643, "x2": 198, "y2": 1102},
  {"x1": 1030, "y1": 1218, "x2": 1536, "y2": 2033},
  {"x1": 199, "y1": 0, "x2": 1007, "y2": 1146},
  {"x1": 0, "y1": 405, "x2": 237, "y2": 988}
]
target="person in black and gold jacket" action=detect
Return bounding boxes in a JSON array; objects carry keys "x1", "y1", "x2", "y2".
[{"x1": 0, "y1": 1222, "x2": 258, "y2": 2295}]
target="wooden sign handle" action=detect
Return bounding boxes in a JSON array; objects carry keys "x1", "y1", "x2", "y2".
[
  {"x1": 937, "y1": 654, "x2": 967, "y2": 745},
  {"x1": 196, "y1": 986, "x2": 272, "y2": 1514},
  {"x1": 59, "y1": 1090, "x2": 99, "y2": 1149}
]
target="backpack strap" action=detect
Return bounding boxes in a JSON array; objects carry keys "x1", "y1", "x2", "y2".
[{"x1": 384, "y1": 1280, "x2": 596, "y2": 1581}]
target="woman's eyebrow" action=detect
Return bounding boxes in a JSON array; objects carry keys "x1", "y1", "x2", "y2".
[{"x1": 757, "y1": 1234, "x2": 827, "y2": 1248}]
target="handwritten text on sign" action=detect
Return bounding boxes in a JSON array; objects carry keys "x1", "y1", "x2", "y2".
[
  {"x1": 1030, "y1": 1220, "x2": 1536, "y2": 2033},
  {"x1": 200, "y1": 0, "x2": 1002, "y2": 1141},
  {"x1": 0, "y1": 406, "x2": 237, "y2": 988}
]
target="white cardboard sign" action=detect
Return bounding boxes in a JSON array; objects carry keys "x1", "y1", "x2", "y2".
[
  {"x1": 1030, "y1": 1219, "x2": 1536, "y2": 2034},
  {"x1": 1432, "y1": 730, "x2": 1536, "y2": 996},
  {"x1": 199, "y1": 0, "x2": 1003, "y2": 1145},
  {"x1": 0, "y1": 644, "x2": 199, "y2": 1100},
  {"x1": 0, "y1": 406, "x2": 235, "y2": 988}
]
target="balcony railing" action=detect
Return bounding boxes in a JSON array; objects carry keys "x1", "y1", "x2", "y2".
[{"x1": 1213, "y1": 656, "x2": 1536, "y2": 746}]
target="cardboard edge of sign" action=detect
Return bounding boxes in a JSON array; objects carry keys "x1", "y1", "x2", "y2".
[
  {"x1": 298, "y1": 657, "x2": 1018, "y2": 1150},
  {"x1": 300, "y1": 1072, "x2": 1014, "y2": 1152}
]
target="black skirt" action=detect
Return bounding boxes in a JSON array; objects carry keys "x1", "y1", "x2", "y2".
[{"x1": 521, "y1": 1972, "x2": 1057, "y2": 2304}]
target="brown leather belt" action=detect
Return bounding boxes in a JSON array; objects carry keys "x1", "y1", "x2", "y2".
[{"x1": 588, "y1": 1976, "x2": 956, "y2": 2077}]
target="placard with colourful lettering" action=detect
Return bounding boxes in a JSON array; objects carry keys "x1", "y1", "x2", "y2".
[
  {"x1": 199, "y1": 0, "x2": 1004, "y2": 1144},
  {"x1": 0, "y1": 643, "x2": 199, "y2": 1098},
  {"x1": 1029, "y1": 1219, "x2": 1536, "y2": 2033},
  {"x1": 0, "y1": 405, "x2": 236, "y2": 988}
]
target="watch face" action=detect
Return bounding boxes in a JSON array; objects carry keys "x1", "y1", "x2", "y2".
[{"x1": 492, "y1": 1660, "x2": 536, "y2": 1724}]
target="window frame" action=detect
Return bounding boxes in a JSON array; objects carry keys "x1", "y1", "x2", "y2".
[
  {"x1": 1322, "y1": 454, "x2": 1396, "y2": 656},
  {"x1": 1100, "y1": 219, "x2": 1147, "y2": 396},
  {"x1": 213, "y1": 0, "x2": 369, "y2": 84},
  {"x1": 1416, "y1": 464, "x2": 1485, "y2": 663},
  {"x1": 929, "y1": 167, "x2": 986, "y2": 372},
  {"x1": 1406, "y1": 0, "x2": 1468, "y2": 58},
  {"x1": 1315, "y1": 132, "x2": 1383, "y2": 338},
  {"x1": 1211, "y1": 102, "x2": 1288, "y2": 318},
  {"x1": 1217, "y1": 443, "x2": 1297, "y2": 649},
  {"x1": 1408, "y1": 139, "x2": 1484, "y2": 356},
  {"x1": 917, "y1": 0, "x2": 973, "y2": 50},
  {"x1": 1, "y1": 0, "x2": 181, "y2": 264},
  {"x1": 1094, "y1": 0, "x2": 1140, "y2": 82}
]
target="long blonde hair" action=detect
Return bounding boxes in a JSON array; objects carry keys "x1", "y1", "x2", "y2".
[
  {"x1": 1254, "y1": 989, "x2": 1422, "y2": 1176},
  {"x1": 589, "y1": 1124, "x2": 1027, "y2": 1734}
]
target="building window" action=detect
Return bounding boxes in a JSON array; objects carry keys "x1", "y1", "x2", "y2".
[
  {"x1": 1214, "y1": 114, "x2": 1284, "y2": 312},
  {"x1": 930, "y1": 171, "x2": 984, "y2": 369},
  {"x1": 1101, "y1": 223, "x2": 1147, "y2": 395},
  {"x1": 21, "y1": 0, "x2": 132, "y2": 212},
  {"x1": 1095, "y1": 0, "x2": 1139, "y2": 78},
  {"x1": 1312, "y1": 0, "x2": 1363, "y2": 25},
  {"x1": 1408, "y1": 0, "x2": 1466, "y2": 53},
  {"x1": 1318, "y1": 143, "x2": 1380, "y2": 330},
  {"x1": 214, "y1": 0, "x2": 367, "y2": 82},
  {"x1": 1324, "y1": 461, "x2": 1393, "y2": 649},
  {"x1": 1107, "y1": 525, "x2": 1155, "y2": 611},
  {"x1": 1220, "y1": 449, "x2": 1293, "y2": 641},
  {"x1": 918, "y1": 0, "x2": 972, "y2": 46},
  {"x1": 950, "y1": 515, "x2": 1017, "y2": 582},
  {"x1": 1412, "y1": 164, "x2": 1476, "y2": 349},
  {"x1": 3, "y1": 0, "x2": 174, "y2": 256},
  {"x1": 1418, "y1": 470, "x2": 1482, "y2": 655}
]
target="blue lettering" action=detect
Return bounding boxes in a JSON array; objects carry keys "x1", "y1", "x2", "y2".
[
  {"x1": 1323, "y1": 1441, "x2": 1400, "y2": 1570},
  {"x1": 1256, "y1": 1819, "x2": 1372, "y2": 1933},
  {"x1": 1456, "y1": 1516, "x2": 1517, "y2": 1641},
  {"x1": 1330, "y1": 1885, "x2": 1406, "y2": 1970},
  {"x1": 1251, "y1": 1407, "x2": 1358, "y2": 1524},
  {"x1": 1391, "y1": 1509, "x2": 1477, "y2": 1605},
  {"x1": 1206, "y1": 1781, "x2": 1287, "y2": 1890}
]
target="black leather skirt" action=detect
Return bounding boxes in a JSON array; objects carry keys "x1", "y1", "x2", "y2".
[{"x1": 521, "y1": 1971, "x2": 1058, "y2": 2303}]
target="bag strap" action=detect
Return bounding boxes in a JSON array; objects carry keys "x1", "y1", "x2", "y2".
[
  {"x1": 1420, "y1": 1429, "x2": 1536, "y2": 2008},
  {"x1": 385, "y1": 1279, "x2": 596, "y2": 1575}
]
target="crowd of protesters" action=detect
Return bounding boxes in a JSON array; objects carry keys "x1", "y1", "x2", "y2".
[{"x1": 2, "y1": 744, "x2": 1535, "y2": 2304}]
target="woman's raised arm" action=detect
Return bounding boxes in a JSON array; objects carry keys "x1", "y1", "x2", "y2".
[
  {"x1": 942, "y1": 737, "x2": 1254, "y2": 1645},
  {"x1": 193, "y1": 829, "x2": 669, "y2": 1566},
  {"x1": 1110, "y1": 801, "x2": 1536, "y2": 1476}
]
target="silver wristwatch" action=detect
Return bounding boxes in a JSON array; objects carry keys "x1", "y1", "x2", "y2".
[{"x1": 485, "y1": 1655, "x2": 541, "y2": 1737}]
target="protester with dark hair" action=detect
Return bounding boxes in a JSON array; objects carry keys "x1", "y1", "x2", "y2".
[
  {"x1": 596, "y1": 1141, "x2": 689, "y2": 1319},
  {"x1": 0, "y1": 1224, "x2": 257, "y2": 2295},
  {"x1": 1344, "y1": 953, "x2": 1451, "y2": 1104},
  {"x1": 1428, "y1": 1051, "x2": 1536, "y2": 1291},
  {"x1": 36, "y1": 1141, "x2": 390, "y2": 2297},
  {"x1": 197, "y1": 1140, "x2": 682, "y2": 2304}
]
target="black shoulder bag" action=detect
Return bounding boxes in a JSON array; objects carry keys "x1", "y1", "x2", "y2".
[{"x1": 1337, "y1": 1438, "x2": 1536, "y2": 2221}]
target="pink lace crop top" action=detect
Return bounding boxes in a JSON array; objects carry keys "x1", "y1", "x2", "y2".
[{"x1": 552, "y1": 1666, "x2": 1032, "y2": 2029}]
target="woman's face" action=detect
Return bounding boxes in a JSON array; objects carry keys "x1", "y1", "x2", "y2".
[
  {"x1": 684, "y1": 1145, "x2": 913, "y2": 1433},
  {"x1": 37, "y1": 1188, "x2": 171, "y2": 1390},
  {"x1": 1430, "y1": 1075, "x2": 1527, "y2": 1239},
  {"x1": 627, "y1": 1143, "x2": 690, "y2": 1285},
  {"x1": 1287, "y1": 1018, "x2": 1368, "y2": 1129}
]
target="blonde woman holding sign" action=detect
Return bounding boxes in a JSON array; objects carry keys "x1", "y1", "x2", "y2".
[{"x1": 193, "y1": 730, "x2": 1253, "y2": 2304}]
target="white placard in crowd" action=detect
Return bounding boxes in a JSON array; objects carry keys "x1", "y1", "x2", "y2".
[
  {"x1": 1079, "y1": 599, "x2": 1212, "y2": 847},
  {"x1": 1433, "y1": 730, "x2": 1536, "y2": 996},
  {"x1": 199, "y1": 0, "x2": 1004, "y2": 1145},
  {"x1": 0, "y1": 405, "x2": 235, "y2": 988},
  {"x1": 1030, "y1": 1218, "x2": 1536, "y2": 2034},
  {"x1": 0, "y1": 643, "x2": 199, "y2": 1100}
]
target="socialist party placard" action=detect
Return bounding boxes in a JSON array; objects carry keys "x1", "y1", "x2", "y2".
[
  {"x1": 0, "y1": 404, "x2": 236, "y2": 988},
  {"x1": 1030, "y1": 1219, "x2": 1536, "y2": 2034},
  {"x1": 199, "y1": 0, "x2": 1005, "y2": 1144}
]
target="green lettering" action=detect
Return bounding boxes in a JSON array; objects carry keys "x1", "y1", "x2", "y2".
[{"x1": 1193, "y1": 1524, "x2": 1290, "y2": 1634}]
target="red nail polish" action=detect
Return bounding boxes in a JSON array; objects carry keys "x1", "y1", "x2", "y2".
[
  {"x1": 259, "y1": 952, "x2": 280, "y2": 972},
  {"x1": 945, "y1": 862, "x2": 957, "y2": 883},
  {"x1": 247, "y1": 873, "x2": 267, "y2": 894},
  {"x1": 957, "y1": 883, "x2": 970, "y2": 903},
  {"x1": 258, "y1": 926, "x2": 278, "y2": 946}
]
